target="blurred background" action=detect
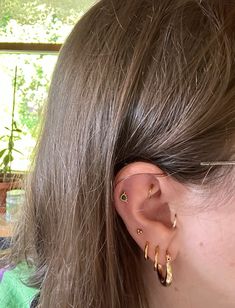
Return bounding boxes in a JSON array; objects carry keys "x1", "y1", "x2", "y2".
[
  {"x1": 0, "y1": 0, "x2": 97, "y2": 240},
  {"x1": 0, "y1": 0, "x2": 96, "y2": 172}
]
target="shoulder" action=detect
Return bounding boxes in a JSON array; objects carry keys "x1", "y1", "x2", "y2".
[{"x1": 0, "y1": 261, "x2": 39, "y2": 307}]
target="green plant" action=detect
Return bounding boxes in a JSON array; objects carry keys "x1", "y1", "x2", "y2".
[{"x1": 0, "y1": 66, "x2": 24, "y2": 179}]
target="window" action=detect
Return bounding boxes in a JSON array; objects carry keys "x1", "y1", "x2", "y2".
[{"x1": 0, "y1": 0, "x2": 97, "y2": 172}]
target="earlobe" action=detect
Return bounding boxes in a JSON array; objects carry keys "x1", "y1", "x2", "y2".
[{"x1": 113, "y1": 162, "x2": 179, "y2": 282}]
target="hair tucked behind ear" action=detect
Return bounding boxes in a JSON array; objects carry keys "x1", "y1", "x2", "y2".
[{"x1": 1, "y1": 0, "x2": 235, "y2": 307}]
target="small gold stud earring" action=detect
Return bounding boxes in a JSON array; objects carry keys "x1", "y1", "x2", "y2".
[
  {"x1": 119, "y1": 191, "x2": 128, "y2": 203},
  {"x1": 136, "y1": 228, "x2": 143, "y2": 234}
]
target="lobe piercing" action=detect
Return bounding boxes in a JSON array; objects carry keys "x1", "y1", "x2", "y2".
[
  {"x1": 154, "y1": 245, "x2": 160, "y2": 271},
  {"x1": 144, "y1": 241, "x2": 149, "y2": 259},
  {"x1": 136, "y1": 228, "x2": 143, "y2": 234}
]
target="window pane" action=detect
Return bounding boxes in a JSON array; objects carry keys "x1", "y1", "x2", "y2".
[
  {"x1": 0, "y1": 0, "x2": 97, "y2": 43},
  {"x1": 0, "y1": 53, "x2": 57, "y2": 172}
]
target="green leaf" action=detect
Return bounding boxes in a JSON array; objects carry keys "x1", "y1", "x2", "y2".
[
  {"x1": 4, "y1": 126, "x2": 10, "y2": 131},
  {"x1": 0, "y1": 149, "x2": 7, "y2": 158},
  {"x1": 3, "y1": 154, "x2": 10, "y2": 165},
  {"x1": 3, "y1": 153, "x2": 14, "y2": 165}
]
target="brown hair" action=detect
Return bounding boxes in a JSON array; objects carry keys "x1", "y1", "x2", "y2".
[{"x1": 1, "y1": 0, "x2": 235, "y2": 307}]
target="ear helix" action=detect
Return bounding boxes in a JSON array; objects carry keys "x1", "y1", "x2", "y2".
[{"x1": 119, "y1": 181, "x2": 177, "y2": 287}]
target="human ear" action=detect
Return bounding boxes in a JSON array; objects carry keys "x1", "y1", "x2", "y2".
[{"x1": 113, "y1": 161, "x2": 179, "y2": 267}]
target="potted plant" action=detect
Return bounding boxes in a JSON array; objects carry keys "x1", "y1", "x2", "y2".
[{"x1": 0, "y1": 66, "x2": 25, "y2": 214}]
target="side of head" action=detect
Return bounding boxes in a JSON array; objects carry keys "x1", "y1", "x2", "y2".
[{"x1": 1, "y1": 0, "x2": 234, "y2": 307}]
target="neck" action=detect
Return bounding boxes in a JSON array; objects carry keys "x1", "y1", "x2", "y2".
[{"x1": 140, "y1": 256, "x2": 234, "y2": 308}]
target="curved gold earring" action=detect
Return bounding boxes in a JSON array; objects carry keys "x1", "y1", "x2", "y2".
[
  {"x1": 156, "y1": 252, "x2": 173, "y2": 287},
  {"x1": 172, "y1": 213, "x2": 177, "y2": 229},
  {"x1": 154, "y1": 245, "x2": 159, "y2": 271},
  {"x1": 144, "y1": 241, "x2": 149, "y2": 260}
]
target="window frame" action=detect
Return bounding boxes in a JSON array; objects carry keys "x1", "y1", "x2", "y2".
[{"x1": 0, "y1": 43, "x2": 61, "y2": 54}]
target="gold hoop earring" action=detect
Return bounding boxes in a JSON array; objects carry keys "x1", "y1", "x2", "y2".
[
  {"x1": 154, "y1": 245, "x2": 160, "y2": 271},
  {"x1": 144, "y1": 241, "x2": 149, "y2": 260},
  {"x1": 156, "y1": 252, "x2": 173, "y2": 287}
]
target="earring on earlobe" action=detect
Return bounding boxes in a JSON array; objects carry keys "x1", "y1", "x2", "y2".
[
  {"x1": 144, "y1": 241, "x2": 149, "y2": 260},
  {"x1": 154, "y1": 245, "x2": 160, "y2": 271},
  {"x1": 156, "y1": 251, "x2": 173, "y2": 287}
]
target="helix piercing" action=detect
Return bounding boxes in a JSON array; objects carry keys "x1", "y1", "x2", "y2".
[{"x1": 119, "y1": 191, "x2": 128, "y2": 203}]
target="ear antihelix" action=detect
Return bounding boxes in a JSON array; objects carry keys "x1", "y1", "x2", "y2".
[{"x1": 118, "y1": 178, "x2": 178, "y2": 229}]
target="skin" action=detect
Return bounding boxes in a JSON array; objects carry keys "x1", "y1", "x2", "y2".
[
  {"x1": 143, "y1": 193, "x2": 235, "y2": 308},
  {"x1": 114, "y1": 162, "x2": 235, "y2": 308}
]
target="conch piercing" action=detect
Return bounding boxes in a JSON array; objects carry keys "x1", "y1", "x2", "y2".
[{"x1": 119, "y1": 191, "x2": 128, "y2": 203}]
